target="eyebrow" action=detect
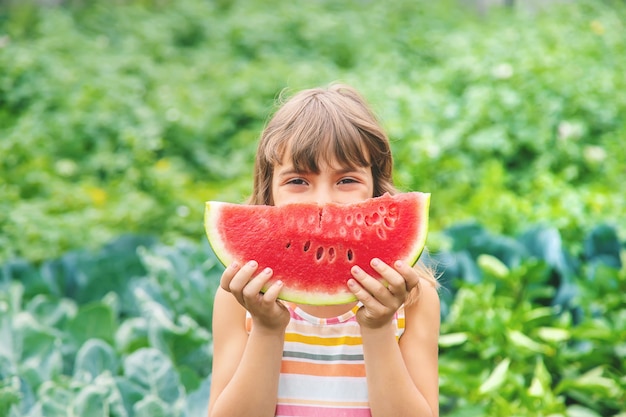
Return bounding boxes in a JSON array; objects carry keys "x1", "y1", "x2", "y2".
[{"x1": 276, "y1": 165, "x2": 370, "y2": 178}]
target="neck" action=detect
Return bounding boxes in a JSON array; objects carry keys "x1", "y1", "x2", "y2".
[{"x1": 296, "y1": 301, "x2": 359, "y2": 318}]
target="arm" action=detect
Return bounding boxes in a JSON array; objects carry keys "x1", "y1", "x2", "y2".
[
  {"x1": 349, "y1": 260, "x2": 440, "y2": 417},
  {"x1": 207, "y1": 262, "x2": 289, "y2": 417},
  {"x1": 362, "y1": 280, "x2": 440, "y2": 417}
]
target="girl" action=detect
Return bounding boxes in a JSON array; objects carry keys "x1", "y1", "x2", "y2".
[{"x1": 207, "y1": 83, "x2": 440, "y2": 417}]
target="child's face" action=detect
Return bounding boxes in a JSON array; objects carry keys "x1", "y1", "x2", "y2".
[{"x1": 271, "y1": 155, "x2": 374, "y2": 207}]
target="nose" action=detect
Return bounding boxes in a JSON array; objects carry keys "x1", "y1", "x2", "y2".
[{"x1": 311, "y1": 185, "x2": 334, "y2": 205}]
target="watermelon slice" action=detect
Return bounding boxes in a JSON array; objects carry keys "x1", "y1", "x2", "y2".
[{"x1": 204, "y1": 192, "x2": 430, "y2": 305}]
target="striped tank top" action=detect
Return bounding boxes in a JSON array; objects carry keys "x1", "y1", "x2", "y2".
[{"x1": 246, "y1": 303, "x2": 406, "y2": 417}]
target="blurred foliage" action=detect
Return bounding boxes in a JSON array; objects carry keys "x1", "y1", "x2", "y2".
[
  {"x1": 0, "y1": 0, "x2": 624, "y2": 262},
  {"x1": 0, "y1": 235, "x2": 221, "y2": 417},
  {"x1": 432, "y1": 222, "x2": 626, "y2": 416}
]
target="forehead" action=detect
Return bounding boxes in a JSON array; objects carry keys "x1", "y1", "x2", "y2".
[
  {"x1": 271, "y1": 134, "x2": 371, "y2": 176},
  {"x1": 275, "y1": 152, "x2": 370, "y2": 174}
]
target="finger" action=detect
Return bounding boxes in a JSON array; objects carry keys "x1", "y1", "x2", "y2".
[
  {"x1": 392, "y1": 260, "x2": 420, "y2": 292},
  {"x1": 348, "y1": 278, "x2": 390, "y2": 327},
  {"x1": 351, "y1": 264, "x2": 396, "y2": 306},
  {"x1": 228, "y1": 260, "x2": 259, "y2": 294},
  {"x1": 369, "y1": 258, "x2": 407, "y2": 297},
  {"x1": 241, "y1": 266, "x2": 274, "y2": 300},
  {"x1": 220, "y1": 261, "x2": 242, "y2": 292},
  {"x1": 262, "y1": 278, "x2": 283, "y2": 302},
  {"x1": 347, "y1": 277, "x2": 379, "y2": 309}
]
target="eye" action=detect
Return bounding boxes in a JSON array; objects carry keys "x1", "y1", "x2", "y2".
[
  {"x1": 286, "y1": 178, "x2": 308, "y2": 186},
  {"x1": 338, "y1": 177, "x2": 359, "y2": 185}
]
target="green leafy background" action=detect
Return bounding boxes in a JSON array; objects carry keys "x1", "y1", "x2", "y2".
[{"x1": 1, "y1": 0, "x2": 625, "y2": 416}]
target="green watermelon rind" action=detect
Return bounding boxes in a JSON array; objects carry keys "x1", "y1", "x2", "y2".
[
  {"x1": 204, "y1": 201, "x2": 236, "y2": 267},
  {"x1": 204, "y1": 193, "x2": 430, "y2": 305}
]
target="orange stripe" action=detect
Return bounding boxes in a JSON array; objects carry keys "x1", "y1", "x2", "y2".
[
  {"x1": 281, "y1": 359, "x2": 366, "y2": 377},
  {"x1": 285, "y1": 332, "x2": 362, "y2": 346}
]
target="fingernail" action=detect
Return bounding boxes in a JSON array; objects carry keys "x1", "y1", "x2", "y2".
[
  {"x1": 275, "y1": 280, "x2": 283, "y2": 287},
  {"x1": 230, "y1": 262, "x2": 239, "y2": 269},
  {"x1": 352, "y1": 265, "x2": 362, "y2": 275},
  {"x1": 248, "y1": 260, "x2": 257, "y2": 268},
  {"x1": 263, "y1": 267, "x2": 272, "y2": 275},
  {"x1": 371, "y1": 258, "x2": 380, "y2": 267},
  {"x1": 395, "y1": 260, "x2": 404, "y2": 268}
]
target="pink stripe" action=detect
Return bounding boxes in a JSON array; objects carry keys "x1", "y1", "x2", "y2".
[{"x1": 276, "y1": 404, "x2": 371, "y2": 417}]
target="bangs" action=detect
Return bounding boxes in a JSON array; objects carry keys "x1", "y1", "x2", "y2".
[
  {"x1": 262, "y1": 92, "x2": 371, "y2": 173},
  {"x1": 272, "y1": 130, "x2": 371, "y2": 174}
]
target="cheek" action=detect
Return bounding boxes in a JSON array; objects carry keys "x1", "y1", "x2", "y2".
[
  {"x1": 360, "y1": 187, "x2": 375, "y2": 202},
  {"x1": 270, "y1": 183, "x2": 289, "y2": 207},
  {"x1": 366, "y1": 175, "x2": 375, "y2": 198},
  {"x1": 273, "y1": 194, "x2": 300, "y2": 207},
  {"x1": 269, "y1": 169, "x2": 282, "y2": 204},
  {"x1": 269, "y1": 184, "x2": 278, "y2": 206}
]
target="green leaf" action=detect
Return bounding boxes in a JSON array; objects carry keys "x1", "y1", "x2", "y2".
[
  {"x1": 177, "y1": 364, "x2": 202, "y2": 393},
  {"x1": 507, "y1": 329, "x2": 553, "y2": 355},
  {"x1": 445, "y1": 223, "x2": 487, "y2": 252},
  {"x1": 443, "y1": 404, "x2": 488, "y2": 417},
  {"x1": 0, "y1": 377, "x2": 21, "y2": 417},
  {"x1": 536, "y1": 326, "x2": 570, "y2": 343},
  {"x1": 72, "y1": 384, "x2": 108, "y2": 417},
  {"x1": 114, "y1": 317, "x2": 149, "y2": 353},
  {"x1": 478, "y1": 358, "x2": 510, "y2": 394},
  {"x1": 122, "y1": 348, "x2": 183, "y2": 404},
  {"x1": 134, "y1": 287, "x2": 212, "y2": 376},
  {"x1": 558, "y1": 366, "x2": 621, "y2": 398},
  {"x1": 73, "y1": 235, "x2": 154, "y2": 305},
  {"x1": 583, "y1": 224, "x2": 622, "y2": 267},
  {"x1": 527, "y1": 357, "x2": 552, "y2": 398},
  {"x1": 566, "y1": 405, "x2": 603, "y2": 417},
  {"x1": 37, "y1": 382, "x2": 74, "y2": 417},
  {"x1": 0, "y1": 299, "x2": 15, "y2": 375},
  {"x1": 25, "y1": 294, "x2": 76, "y2": 329},
  {"x1": 438, "y1": 332, "x2": 469, "y2": 348},
  {"x1": 2, "y1": 281, "x2": 24, "y2": 315},
  {"x1": 133, "y1": 395, "x2": 171, "y2": 417},
  {"x1": 13, "y1": 313, "x2": 63, "y2": 389},
  {"x1": 114, "y1": 378, "x2": 145, "y2": 416},
  {"x1": 519, "y1": 226, "x2": 576, "y2": 280},
  {"x1": 1, "y1": 261, "x2": 44, "y2": 301},
  {"x1": 74, "y1": 339, "x2": 118, "y2": 382},
  {"x1": 477, "y1": 254, "x2": 510, "y2": 278},
  {"x1": 66, "y1": 301, "x2": 116, "y2": 347}
]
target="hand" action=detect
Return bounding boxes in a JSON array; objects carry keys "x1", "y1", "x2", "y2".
[
  {"x1": 348, "y1": 258, "x2": 420, "y2": 329},
  {"x1": 220, "y1": 260, "x2": 290, "y2": 332}
]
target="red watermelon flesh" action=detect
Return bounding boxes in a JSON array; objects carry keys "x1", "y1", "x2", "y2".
[{"x1": 204, "y1": 192, "x2": 430, "y2": 305}]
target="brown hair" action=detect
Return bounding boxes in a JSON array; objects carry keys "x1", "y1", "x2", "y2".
[{"x1": 248, "y1": 83, "x2": 396, "y2": 206}]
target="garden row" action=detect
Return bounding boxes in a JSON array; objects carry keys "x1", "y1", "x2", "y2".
[
  {"x1": 1, "y1": 222, "x2": 624, "y2": 416},
  {"x1": 1, "y1": 0, "x2": 625, "y2": 263}
]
